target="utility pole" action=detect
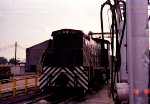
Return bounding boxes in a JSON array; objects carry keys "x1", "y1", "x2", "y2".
[{"x1": 15, "y1": 42, "x2": 17, "y2": 66}]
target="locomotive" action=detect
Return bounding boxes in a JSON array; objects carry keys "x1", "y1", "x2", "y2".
[{"x1": 39, "y1": 29, "x2": 110, "y2": 92}]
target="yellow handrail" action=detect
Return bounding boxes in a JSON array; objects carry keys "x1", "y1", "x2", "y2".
[
  {"x1": 38, "y1": 50, "x2": 46, "y2": 75},
  {"x1": 0, "y1": 75, "x2": 39, "y2": 98},
  {"x1": 35, "y1": 76, "x2": 38, "y2": 91},
  {"x1": 25, "y1": 78, "x2": 28, "y2": 94},
  {"x1": 88, "y1": 49, "x2": 95, "y2": 78},
  {"x1": 82, "y1": 48, "x2": 91, "y2": 80},
  {"x1": 13, "y1": 79, "x2": 16, "y2": 97}
]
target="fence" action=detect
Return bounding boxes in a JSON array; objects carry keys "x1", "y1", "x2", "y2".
[{"x1": 0, "y1": 75, "x2": 39, "y2": 99}]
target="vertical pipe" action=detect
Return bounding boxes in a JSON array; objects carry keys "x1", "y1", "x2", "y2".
[
  {"x1": 127, "y1": 0, "x2": 149, "y2": 103},
  {"x1": 119, "y1": 21, "x2": 128, "y2": 82},
  {"x1": 126, "y1": 0, "x2": 134, "y2": 103}
]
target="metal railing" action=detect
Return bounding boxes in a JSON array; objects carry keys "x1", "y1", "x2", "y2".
[{"x1": 0, "y1": 75, "x2": 39, "y2": 98}]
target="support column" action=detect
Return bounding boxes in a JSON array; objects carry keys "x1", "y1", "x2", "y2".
[{"x1": 126, "y1": 0, "x2": 149, "y2": 103}]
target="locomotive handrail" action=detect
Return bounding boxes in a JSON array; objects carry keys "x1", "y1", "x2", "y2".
[
  {"x1": 38, "y1": 50, "x2": 46, "y2": 75},
  {"x1": 82, "y1": 48, "x2": 91, "y2": 80},
  {"x1": 88, "y1": 50, "x2": 95, "y2": 78}
]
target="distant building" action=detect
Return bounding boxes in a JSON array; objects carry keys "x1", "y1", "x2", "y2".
[{"x1": 26, "y1": 39, "x2": 52, "y2": 72}]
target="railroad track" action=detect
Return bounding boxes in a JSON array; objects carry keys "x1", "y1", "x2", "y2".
[
  {"x1": 0, "y1": 91, "x2": 45, "y2": 104},
  {"x1": 22, "y1": 89, "x2": 98, "y2": 104},
  {"x1": 1, "y1": 88, "x2": 109, "y2": 104},
  {"x1": 0, "y1": 86, "x2": 95, "y2": 104},
  {"x1": 19, "y1": 93, "x2": 54, "y2": 104},
  {"x1": 24, "y1": 92, "x2": 79, "y2": 104},
  {"x1": 23, "y1": 90, "x2": 87, "y2": 104}
]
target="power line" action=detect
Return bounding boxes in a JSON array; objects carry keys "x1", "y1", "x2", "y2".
[
  {"x1": 0, "y1": 44, "x2": 14, "y2": 51},
  {"x1": 17, "y1": 44, "x2": 26, "y2": 50},
  {"x1": 0, "y1": 43, "x2": 26, "y2": 52}
]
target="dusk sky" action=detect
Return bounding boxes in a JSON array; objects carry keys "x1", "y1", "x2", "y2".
[{"x1": 0, "y1": 0, "x2": 149, "y2": 60}]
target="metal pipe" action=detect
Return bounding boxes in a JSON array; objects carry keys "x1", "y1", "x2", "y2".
[
  {"x1": 126, "y1": 0, "x2": 149, "y2": 103},
  {"x1": 119, "y1": 21, "x2": 128, "y2": 82},
  {"x1": 126, "y1": 0, "x2": 134, "y2": 103}
]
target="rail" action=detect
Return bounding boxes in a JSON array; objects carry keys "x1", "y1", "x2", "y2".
[
  {"x1": 0, "y1": 75, "x2": 39, "y2": 98},
  {"x1": 88, "y1": 49, "x2": 95, "y2": 78},
  {"x1": 82, "y1": 48, "x2": 90, "y2": 79},
  {"x1": 38, "y1": 50, "x2": 46, "y2": 75}
]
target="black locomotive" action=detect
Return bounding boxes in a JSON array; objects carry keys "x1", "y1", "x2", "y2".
[{"x1": 39, "y1": 29, "x2": 110, "y2": 92}]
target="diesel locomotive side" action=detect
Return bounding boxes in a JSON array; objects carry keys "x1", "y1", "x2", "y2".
[{"x1": 39, "y1": 29, "x2": 110, "y2": 92}]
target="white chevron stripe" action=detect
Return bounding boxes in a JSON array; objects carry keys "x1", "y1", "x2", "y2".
[
  {"x1": 76, "y1": 67, "x2": 88, "y2": 80},
  {"x1": 52, "y1": 68, "x2": 61, "y2": 75},
  {"x1": 40, "y1": 74, "x2": 50, "y2": 85},
  {"x1": 65, "y1": 67, "x2": 74, "y2": 77},
  {"x1": 51, "y1": 69, "x2": 74, "y2": 84},
  {"x1": 75, "y1": 67, "x2": 88, "y2": 83},
  {"x1": 74, "y1": 70, "x2": 88, "y2": 85},
  {"x1": 51, "y1": 73, "x2": 60, "y2": 84},
  {"x1": 39, "y1": 75, "x2": 48, "y2": 85},
  {"x1": 50, "y1": 68, "x2": 75, "y2": 86},
  {"x1": 49, "y1": 67, "x2": 57, "y2": 75},
  {"x1": 40, "y1": 67, "x2": 58, "y2": 89},
  {"x1": 51, "y1": 68, "x2": 61, "y2": 83},
  {"x1": 39, "y1": 78, "x2": 48, "y2": 89},
  {"x1": 64, "y1": 68, "x2": 75, "y2": 83},
  {"x1": 75, "y1": 67, "x2": 88, "y2": 80},
  {"x1": 69, "y1": 80, "x2": 74, "y2": 87},
  {"x1": 78, "y1": 79, "x2": 88, "y2": 90},
  {"x1": 43, "y1": 66, "x2": 48, "y2": 71},
  {"x1": 39, "y1": 66, "x2": 88, "y2": 91},
  {"x1": 41, "y1": 68, "x2": 58, "y2": 86},
  {"x1": 65, "y1": 72, "x2": 74, "y2": 82},
  {"x1": 40, "y1": 76, "x2": 48, "y2": 86},
  {"x1": 79, "y1": 66, "x2": 84, "y2": 70},
  {"x1": 64, "y1": 68, "x2": 74, "y2": 79},
  {"x1": 40, "y1": 67, "x2": 51, "y2": 80},
  {"x1": 40, "y1": 67, "x2": 56, "y2": 83},
  {"x1": 39, "y1": 82, "x2": 46, "y2": 89}
]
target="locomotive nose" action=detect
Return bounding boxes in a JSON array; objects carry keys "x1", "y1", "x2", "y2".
[{"x1": 55, "y1": 72, "x2": 69, "y2": 87}]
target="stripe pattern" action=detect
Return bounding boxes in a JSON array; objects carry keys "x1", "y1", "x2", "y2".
[{"x1": 39, "y1": 66, "x2": 88, "y2": 91}]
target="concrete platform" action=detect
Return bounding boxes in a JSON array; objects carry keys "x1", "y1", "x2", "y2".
[{"x1": 70, "y1": 85, "x2": 114, "y2": 104}]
